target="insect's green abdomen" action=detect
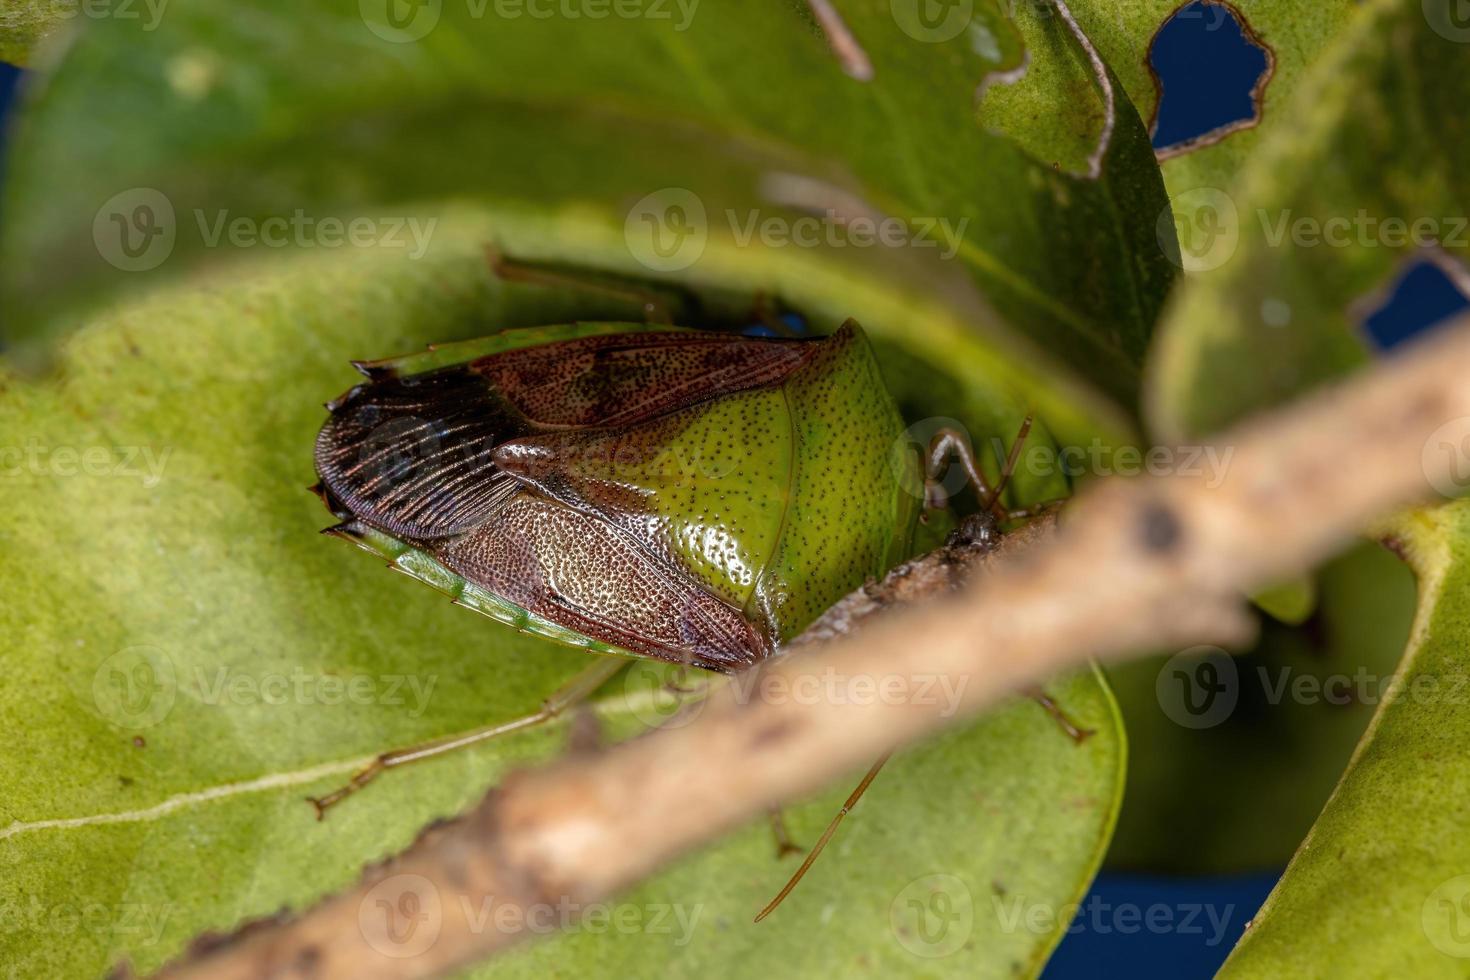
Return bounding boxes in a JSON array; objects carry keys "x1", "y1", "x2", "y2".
[{"x1": 744, "y1": 323, "x2": 920, "y2": 640}]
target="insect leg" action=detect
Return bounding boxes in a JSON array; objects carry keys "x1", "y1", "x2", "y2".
[
  {"x1": 308, "y1": 655, "x2": 628, "y2": 818},
  {"x1": 484, "y1": 245, "x2": 691, "y2": 324},
  {"x1": 1026, "y1": 686, "x2": 1095, "y2": 744},
  {"x1": 754, "y1": 752, "x2": 891, "y2": 922},
  {"x1": 767, "y1": 807, "x2": 805, "y2": 859},
  {"x1": 925, "y1": 416, "x2": 1035, "y2": 521}
]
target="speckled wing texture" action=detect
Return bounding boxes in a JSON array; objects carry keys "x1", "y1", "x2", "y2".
[{"x1": 315, "y1": 322, "x2": 916, "y2": 672}]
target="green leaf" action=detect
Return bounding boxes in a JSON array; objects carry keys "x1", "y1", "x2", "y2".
[
  {"x1": 1250, "y1": 576, "x2": 1318, "y2": 627},
  {"x1": 0, "y1": 0, "x2": 67, "y2": 67},
  {"x1": 1145, "y1": 0, "x2": 1470, "y2": 439},
  {"x1": 0, "y1": 230, "x2": 1124, "y2": 977},
  {"x1": 0, "y1": 5, "x2": 1167, "y2": 974},
  {"x1": 1219, "y1": 502, "x2": 1470, "y2": 976},
  {"x1": 1, "y1": 0, "x2": 1173, "y2": 425},
  {"x1": 1061, "y1": 0, "x2": 1358, "y2": 195},
  {"x1": 1103, "y1": 541, "x2": 1416, "y2": 873},
  {"x1": 1121, "y1": 0, "x2": 1470, "y2": 963}
]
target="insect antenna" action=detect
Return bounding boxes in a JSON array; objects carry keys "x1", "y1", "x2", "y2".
[
  {"x1": 982, "y1": 415, "x2": 1034, "y2": 520},
  {"x1": 754, "y1": 752, "x2": 891, "y2": 922}
]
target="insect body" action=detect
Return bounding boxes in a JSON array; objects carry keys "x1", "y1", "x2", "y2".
[
  {"x1": 310, "y1": 313, "x2": 1053, "y2": 916},
  {"x1": 314, "y1": 319, "x2": 922, "y2": 673}
]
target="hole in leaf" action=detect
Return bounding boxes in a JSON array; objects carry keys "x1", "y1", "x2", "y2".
[
  {"x1": 0, "y1": 62, "x2": 23, "y2": 156},
  {"x1": 1358, "y1": 253, "x2": 1470, "y2": 352},
  {"x1": 1148, "y1": 1, "x2": 1272, "y2": 157}
]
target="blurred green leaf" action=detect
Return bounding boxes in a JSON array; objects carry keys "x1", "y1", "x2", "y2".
[
  {"x1": 0, "y1": 3, "x2": 1206, "y2": 974},
  {"x1": 1122, "y1": 0, "x2": 1470, "y2": 966},
  {"x1": 0, "y1": 1, "x2": 66, "y2": 66},
  {"x1": 0, "y1": 0, "x2": 1173, "y2": 421},
  {"x1": 1104, "y1": 541, "x2": 1415, "y2": 874},
  {"x1": 1250, "y1": 576, "x2": 1319, "y2": 627},
  {"x1": 1220, "y1": 503, "x2": 1470, "y2": 976},
  {"x1": 1146, "y1": 0, "x2": 1470, "y2": 439},
  {"x1": 1062, "y1": 0, "x2": 1358, "y2": 195}
]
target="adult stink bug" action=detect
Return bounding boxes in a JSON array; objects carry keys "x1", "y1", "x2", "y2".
[{"x1": 309, "y1": 303, "x2": 1060, "y2": 914}]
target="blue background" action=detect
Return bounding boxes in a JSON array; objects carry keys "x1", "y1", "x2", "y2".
[{"x1": 2, "y1": 5, "x2": 1467, "y2": 976}]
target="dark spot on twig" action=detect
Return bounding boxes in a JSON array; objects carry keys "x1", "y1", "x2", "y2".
[
  {"x1": 1138, "y1": 501, "x2": 1183, "y2": 553},
  {"x1": 566, "y1": 706, "x2": 604, "y2": 755},
  {"x1": 293, "y1": 945, "x2": 321, "y2": 974},
  {"x1": 750, "y1": 718, "x2": 796, "y2": 748}
]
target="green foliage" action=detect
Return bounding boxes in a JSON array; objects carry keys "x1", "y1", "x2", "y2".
[{"x1": 1, "y1": 0, "x2": 1465, "y2": 976}]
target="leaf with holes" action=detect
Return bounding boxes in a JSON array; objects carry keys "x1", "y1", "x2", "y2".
[
  {"x1": 0, "y1": 0, "x2": 1174, "y2": 420},
  {"x1": 1055, "y1": 0, "x2": 1359, "y2": 194},
  {"x1": 1137, "y1": 0, "x2": 1470, "y2": 971},
  {"x1": 0, "y1": 2, "x2": 1167, "y2": 974},
  {"x1": 1146, "y1": 0, "x2": 1470, "y2": 438}
]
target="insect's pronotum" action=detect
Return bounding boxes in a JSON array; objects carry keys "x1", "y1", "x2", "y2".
[{"x1": 309, "y1": 258, "x2": 1077, "y2": 917}]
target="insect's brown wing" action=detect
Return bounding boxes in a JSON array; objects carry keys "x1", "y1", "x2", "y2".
[
  {"x1": 437, "y1": 491, "x2": 768, "y2": 671},
  {"x1": 467, "y1": 329, "x2": 811, "y2": 427},
  {"x1": 314, "y1": 329, "x2": 811, "y2": 669},
  {"x1": 314, "y1": 368, "x2": 527, "y2": 541}
]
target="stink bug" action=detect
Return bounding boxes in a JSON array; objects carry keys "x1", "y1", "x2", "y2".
[{"x1": 308, "y1": 270, "x2": 1063, "y2": 915}]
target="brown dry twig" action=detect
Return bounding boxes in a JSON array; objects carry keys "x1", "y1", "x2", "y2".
[{"x1": 149, "y1": 314, "x2": 1470, "y2": 980}]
